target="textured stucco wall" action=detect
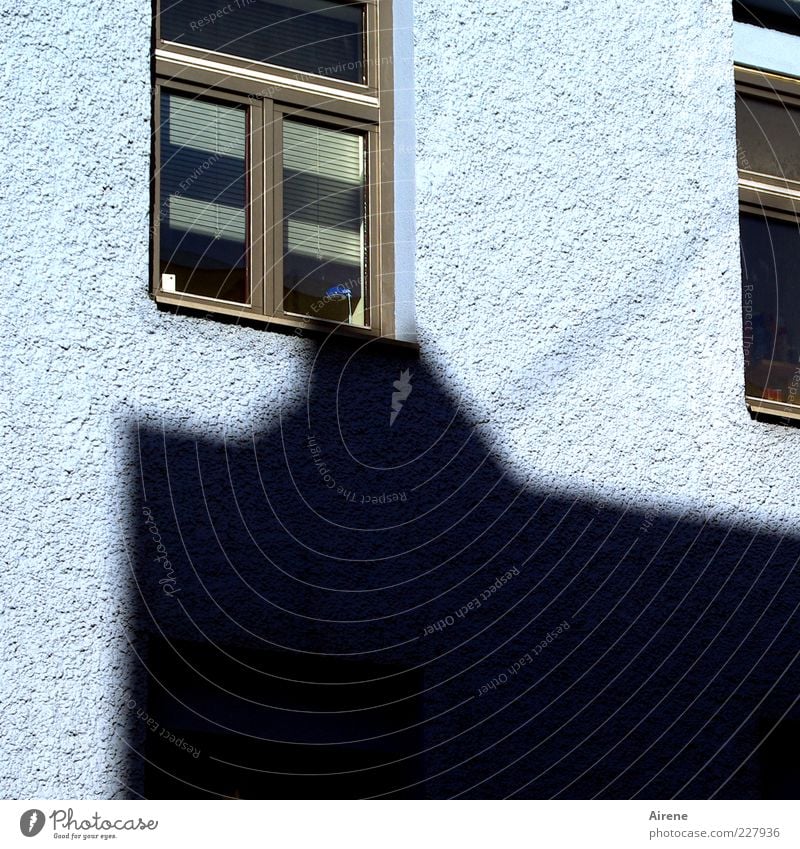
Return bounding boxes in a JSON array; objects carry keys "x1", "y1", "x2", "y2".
[
  {"x1": 416, "y1": 0, "x2": 757, "y2": 525},
  {"x1": 1, "y1": 0, "x2": 795, "y2": 799}
]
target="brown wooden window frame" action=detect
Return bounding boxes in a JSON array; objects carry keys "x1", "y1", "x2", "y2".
[
  {"x1": 151, "y1": 0, "x2": 397, "y2": 340},
  {"x1": 736, "y1": 65, "x2": 800, "y2": 420}
]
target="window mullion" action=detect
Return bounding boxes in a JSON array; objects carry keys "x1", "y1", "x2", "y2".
[
  {"x1": 270, "y1": 105, "x2": 285, "y2": 320},
  {"x1": 248, "y1": 97, "x2": 265, "y2": 315},
  {"x1": 258, "y1": 97, "x2": 274, "y2": 318}
]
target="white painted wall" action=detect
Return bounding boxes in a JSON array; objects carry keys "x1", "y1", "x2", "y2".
[
  {"x1": 414, "y1": 1, "x2": 800, "y2": 535},
  {"x1": 734, "y1": 19, "x2": 800, "y2": 76}
]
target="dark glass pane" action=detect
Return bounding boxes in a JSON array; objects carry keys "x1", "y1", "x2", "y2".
[
  {"x1": 159, "y1": 92, "x2": 248, "y2": 304},
  {"x1": 740, "y1": 212, "x2": 800, "y2": 404},
  {"x1": 160, "y1": 0, "x2": 365, "y2": 84},
  {"x1": 737, "y1": 92, "x2": 800, "y2": 182},
  {"x1": 282, "y1": 119, "x2": 366, "y2": 325},
  {"x1": 733, "y1": 0, "x2": 800, "y2": 37}
]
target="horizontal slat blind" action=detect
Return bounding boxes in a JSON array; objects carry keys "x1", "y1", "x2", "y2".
[
  {"x1": 169, "y1": 196, "x2": 247, "y2": 242},
  {"x1": 283, "y1": 119, "x2": 364, "y2": 264},
  {"x1": 284, "y1": 119, "x2": 363, "y2": 179},
  {"x1": 281, "y1": 118, "x2": 366, "y2": 324},
  {"x1": 167, "y1": 96, "x2": 246, "y2": 159},
  {"x1": 158, "y1": 91, "x2": 249, "y2": 303},
  {"x1": 160, "y1": 93, "x2": 247, "y2": 241},
  {"x1": 160, "y1": 0, "x2": 365, "y2": 83}
]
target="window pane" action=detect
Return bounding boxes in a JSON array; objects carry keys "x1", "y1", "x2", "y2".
[
  {"x1": 740, "y1": 212, "x2": 800, "y2": 405},
  {"x1": 737, "y1": 92, "x2": 800, "y2": 182},
  {"x1": 160, "y1": 0, "x2": 365, "y2": 84},
  {"x1": 282, "y1": 119, "x2": 366, "y2": 325},
  {"x1": 159, "y1": 92, "x2": 248, "y2": 304}
]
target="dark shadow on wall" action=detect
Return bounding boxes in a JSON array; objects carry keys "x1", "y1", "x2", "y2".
[{"x1": 122, "y1": 335, "x2": 800, "y2": 799}]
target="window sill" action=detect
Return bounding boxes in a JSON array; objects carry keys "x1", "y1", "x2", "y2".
[
  {"x1": 746, "y1": 396, "x2": 800, "y2": 422},
  {"x1": 153, "y1": 292, "x2": 419, "y2": 351}
]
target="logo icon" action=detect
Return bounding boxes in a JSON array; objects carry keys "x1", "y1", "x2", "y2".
[
  {"x1": 390, "y1": 369, "x2": 413, "y2": 427},
  {"x1": 20, "y1": 810, "x2": 45, "y2": 837}
]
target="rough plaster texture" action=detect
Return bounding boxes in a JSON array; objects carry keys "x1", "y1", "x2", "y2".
[
  {"x1": 1, "y1": 0, "x2": 798, "y2": 799},
  {"x1": 414, "y1": 0, "x2": 760, "y2": 526}
]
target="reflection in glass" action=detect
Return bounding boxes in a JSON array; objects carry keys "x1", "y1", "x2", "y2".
[
  {"x1": 736, "y1": 92, "x2": 800, "y2": 183},
  {"x1": 159, "y1": 92, "x2": 248, "y2": 303},
  {"x1": 282, "y1": 119, "x2": 366, "y2": 325},
  {"x1": 161, "y1": 0, "x2": 365, "y2": 84},
  {"x1": 740, "y1": 212, "x2": 800, "y2": 405}
]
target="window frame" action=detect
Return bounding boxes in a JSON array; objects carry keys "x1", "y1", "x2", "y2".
[
  {"x1": 151, "y1": 0, "x2": 397, "y2": 340},
  {"x1": 736, "y1": 64, "x2": 800, "y2": 420},
  {"x1": 736, "y1": 66, "x2": 800, "y2": 216}
]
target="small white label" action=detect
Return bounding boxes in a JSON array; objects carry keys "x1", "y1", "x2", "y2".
[{"x1": 161, "y1": 273, "x2": 176, "y2": 294}]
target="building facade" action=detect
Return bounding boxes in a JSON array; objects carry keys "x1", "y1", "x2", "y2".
[{"x1": 2, "y1": 0, "x2": 800, "y2": 798}]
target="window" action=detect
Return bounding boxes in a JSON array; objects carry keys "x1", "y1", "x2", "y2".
[
  {"x1": 734, "y1": 0, "x2": 800, "y2": 37},
  {"x1": 152, "y1": 0, "x2": 399, "y2": 338},
  {"x1": 736, "y1": 66, "x2": 800, "y2": 419}
]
